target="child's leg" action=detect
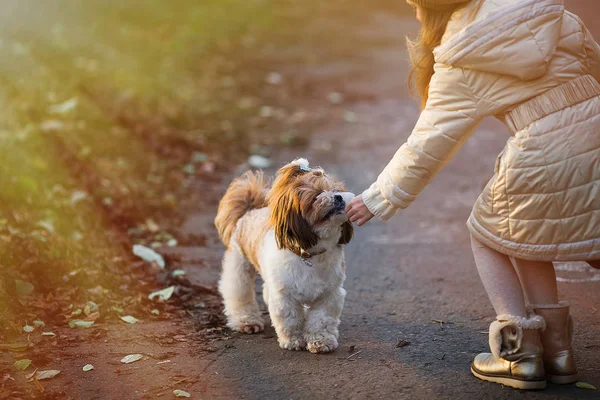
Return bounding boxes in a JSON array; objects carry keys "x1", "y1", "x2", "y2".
[
  {"x1": 511, "y1": 257, "x2": 558, "y2": 305},
  {"x1": 470, "y1": 235, "x2": 546, "y2": 389},
  {"x1": 512, "y1": 258, "x2": 577, "y2": 384},
  {"x1": 470, "y1": 234, "x2": 527, "y2": 317}
]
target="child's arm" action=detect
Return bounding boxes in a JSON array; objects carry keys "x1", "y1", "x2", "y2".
[
  {"x1": 584, "y1": 27, "x2": 600, "y2": 83},
  {"x1": 569, "y1": 12, "x2": 600, "y2": 83},
  {"x1": 362, "y1": 63, "x2": 482, "y2": 220}
]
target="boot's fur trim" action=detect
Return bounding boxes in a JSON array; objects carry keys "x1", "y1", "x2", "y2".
[{"x1": 489, "y1": 314, "x2": 546, "y2": 359}]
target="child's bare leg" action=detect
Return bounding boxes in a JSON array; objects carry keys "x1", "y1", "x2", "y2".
[{"x1": 470, "y1": 234, "x2": 527, "y2": 317}]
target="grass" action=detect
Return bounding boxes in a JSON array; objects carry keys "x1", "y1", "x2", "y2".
[{"x1": 0, "y1": 0, "x2": 274, "y2": 331}]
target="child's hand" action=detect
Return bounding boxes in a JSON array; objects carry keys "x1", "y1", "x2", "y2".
[{"x1": 345, "y1": 195, "x2": 374, "y2": 226}]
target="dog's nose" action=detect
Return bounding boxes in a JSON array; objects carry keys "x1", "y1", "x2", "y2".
[{"x1": 334, "y1": 194, "x2": 344, "y2": 205}]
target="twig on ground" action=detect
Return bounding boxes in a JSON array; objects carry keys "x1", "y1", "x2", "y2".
[
  {"x1": 432, "y1": 319, "x2": 446, "y2": 329},
  {"x1": 347, "y1": 349, "x2": 363, "y2": 360}
]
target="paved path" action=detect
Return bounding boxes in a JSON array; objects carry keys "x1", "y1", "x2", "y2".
[{"x1": 181, "y1": 8, "x2": 600, "y2": 400}]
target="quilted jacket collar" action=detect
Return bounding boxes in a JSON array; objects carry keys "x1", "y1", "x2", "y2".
[{"x1": 434, "y1": 0, "x2": 565, "y2": 80}]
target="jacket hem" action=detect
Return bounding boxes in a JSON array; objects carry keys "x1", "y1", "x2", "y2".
[{"x1": 467, "y1": 213, "x2": 600, "y2": 262}]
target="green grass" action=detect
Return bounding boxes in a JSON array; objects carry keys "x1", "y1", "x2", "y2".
[{"x1": 0, "y1": 0, "x2": 273, "y2": 325}]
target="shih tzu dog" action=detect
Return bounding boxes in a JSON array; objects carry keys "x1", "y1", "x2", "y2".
[{"x1": 215, "y1": 158, "x2": 354, "y2": 353}]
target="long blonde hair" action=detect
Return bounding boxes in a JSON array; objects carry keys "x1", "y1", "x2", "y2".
[{"x1": 407, "y1": 4, "x2": 465, "y2": 109}]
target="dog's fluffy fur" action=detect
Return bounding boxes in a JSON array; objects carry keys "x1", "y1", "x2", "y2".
[{"x1": 215, "y1": 158, "x2": 354, "y2": 353}]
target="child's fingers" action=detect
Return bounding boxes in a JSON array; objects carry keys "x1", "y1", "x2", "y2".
[
  {"x1": 357, "y1": 214, "x2": 373, "y2": 226},
  {"x1": 346, "y1": 207, "x2": 359, "y2": 220}
]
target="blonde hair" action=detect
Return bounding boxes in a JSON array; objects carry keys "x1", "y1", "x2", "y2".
[{"x1": 407, "y1": 4, "x2": 465, "y2": 109}]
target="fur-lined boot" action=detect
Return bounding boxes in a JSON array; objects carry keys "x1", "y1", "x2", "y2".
[
  {"x1": 471, "y1": 313, "x2": 546, "y2": 390},
  {"x1": 532, "y1": 302, "x2": 578, "y2": 384}
]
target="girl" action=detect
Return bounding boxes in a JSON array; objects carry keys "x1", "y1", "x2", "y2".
[{"x1": 346, "y1": 0, "x2": 600, "y2": 390}]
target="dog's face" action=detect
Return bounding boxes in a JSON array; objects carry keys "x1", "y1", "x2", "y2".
[{"x1": 268, "y1": 159, "x2": 355, "y2": 253}]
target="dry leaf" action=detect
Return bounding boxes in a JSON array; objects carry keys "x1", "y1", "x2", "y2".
[
  {"x1": 133, "y1": 245, "x2": 165, "y2": 268},
  {"x1": 148, "y1": 286, "x2": 175, "y2": 302},
  {"x1": 0, "y1": 342, "x2": 31, "y2": 352},
  {"x1": 69, "y1": 320, "x2": 94, "y2": 329},
  {"x1": 13, "y1": 359, "x2": 32, "y2": 371},
  {"x1": 120, "y1": 316, "x2": 138, "y2": 324},
  {"x1": 35, "y1": 370, "x2": 61, "y2": 380},
  {"x1": 120, "y1": 354, "x2": 143, "y2": 364},
  {"x1": 576, "y1": 382, "x2": 597, "y2": 390}
]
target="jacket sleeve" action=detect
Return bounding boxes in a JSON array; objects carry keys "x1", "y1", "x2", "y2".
[{"x1": 362, "y1": 63, "x2": 482, "y2": 220}]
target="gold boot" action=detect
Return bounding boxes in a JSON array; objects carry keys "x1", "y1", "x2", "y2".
[
  {"x1": 471, "y1": 314, "x2": 546, "y2": 390},
  {"x1": 533, "y1": 302, "x2": 578, "y2": 384}
]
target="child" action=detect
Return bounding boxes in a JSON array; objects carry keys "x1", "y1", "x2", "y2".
[{"x1": 346, "y1": 0, "x2": 600, "y2": 390}]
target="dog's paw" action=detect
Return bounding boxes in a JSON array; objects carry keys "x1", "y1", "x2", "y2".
[
  {"x1": 305, "y1": 334, "x2": 338, "y2": 354},
  {"x1": 278, "y1": 336, "x2": 306, "y2": 351},
  {"x1": 228, "y1": 316, "x2": 265, "y2": 334}
]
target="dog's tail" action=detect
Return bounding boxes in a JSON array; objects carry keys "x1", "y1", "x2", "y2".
[{"x1": 215, "y1": 170, "x2": 268, "y2": 247}]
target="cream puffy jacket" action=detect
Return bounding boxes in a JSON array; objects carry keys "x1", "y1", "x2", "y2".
[{"x1": 363, "y1": 0, "x2": 600, "y2": 261}]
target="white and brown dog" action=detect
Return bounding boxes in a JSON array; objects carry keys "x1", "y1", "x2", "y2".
[{"x1": 215, "y1": 158, "x2": 354, "y2": 353}]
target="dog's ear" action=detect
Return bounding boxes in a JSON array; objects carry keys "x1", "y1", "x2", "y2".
[
  {"x1": 270, "y1": 194, "x2": 318, "y2": 252},
  {"x1": 338, "y1": 221, "x2": 354, "y2": 245},
  {"x1": 269, "y1": 158, "x2": 318, "y2": 252}
]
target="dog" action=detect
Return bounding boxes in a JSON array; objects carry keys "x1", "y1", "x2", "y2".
[{"x1": 215, "y1": 158, "x2": 355, "y2": 353}]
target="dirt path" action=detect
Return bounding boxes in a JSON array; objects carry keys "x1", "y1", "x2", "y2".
[
  {"x1": 175, "y1": 7, "x2": 600, "y2": 400},
  {"x1": 3, "y1": 2, "x2": 599, "y2": 399}
]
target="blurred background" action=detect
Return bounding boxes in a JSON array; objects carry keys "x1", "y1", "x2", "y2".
[{"x1": 1, "y1": 1, "x2": 599, "y2": 399}]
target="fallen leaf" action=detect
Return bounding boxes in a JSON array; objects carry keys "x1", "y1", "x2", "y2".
[
  {"x1": 25, "y1": 369, "x2": 38, "y2": 380},
  {"x1": 33, "y1": 320, "x2": 45, "y2": 327},
  {"x1": 148, "y1": 286, "x2": 175, "y2": 302},
  {"x1": 120, "y1": 315, "x2": 138, "y2": 324},
  {"x1": 151, "y1": 309, "x2": 160, "y2": 316},
  {"x1": 192, "y1": 152, "x2": 207, "y2": 163},
  {"x1": 120, "y1": 354, "x2": 143, "y2": 364},
  {"x1": 84, "y1": 301, "x2": 99, "y2": 316},
  {"x1": 39, "y1": 120, "x2": 64, "y2": 132},
  {"x1": 132, "y1": 245, "x2": 165, "y2": 269},
  {"x1": 248, "y1": 155, "x2": 271, "y2": 169},
  {"x1": 344, "y1": 111, "x2": 358, "y2": 123},
  {"x1": 145, "y1": 219, "x2": 160, "y2": 232},
  {"x1": 68, "y1": 320, "x2": 94, "y2": 329},
  {"x1": 167, "y1": 239, "x2": 178, "y2": 247},
  {"x1": 48, "y1": 97, "x2": 78, "y2": 114},
  {"x1": 36, "y1": 220, "x2": 54, "y2": 233},
  {"x1": 182, "y1": 164, "x2": 195, "y2": 175},
  {"x1": 84, "y1": 312, "x2": 100, "y2": 321},
  {"x1": 35, "y1": 370, "x2": 61, "y2": 380},
  {"x1": 172, "y1": 269, "x2": 186, "y2": 277},
  {"x1": 41, "y1": 332, "x2": 56, "y2": 337},
  {"x1": 82, "y1": 364, "x2": 94, "y2": 372},
  {"x1": 70, "y1": 190, "x2": 87, "y2": 204},
  {"x1": 15, "y1": 279, "x2": 34, "y2": 296},
  {"x1": 576, "y1": 382, "x2": 597, "y2": 390},
  {"x1": 13, "y1": 359, "x2": 32, "y2": 371},
  {"x1": 71, "y1": 308, "x2": 83, "y2": 317},
  {"x1": 0, "y1": 342, "x2": 31, "y2": 352},
  {"x1": 328, "y1": 92, "x2": 344, "y2": 104},
  {"x1": 111, "y1": 306, "x2": 125, "y2": 313},
  {"x1": 173, "y1": 389, "x2": 191, "y2": 398},
  {"x1": 266, "y1": 72, "x2": 283, "y2": 85},
  {"x1": 23, "y1": 325, "x2": 34, "y2": 333}
]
